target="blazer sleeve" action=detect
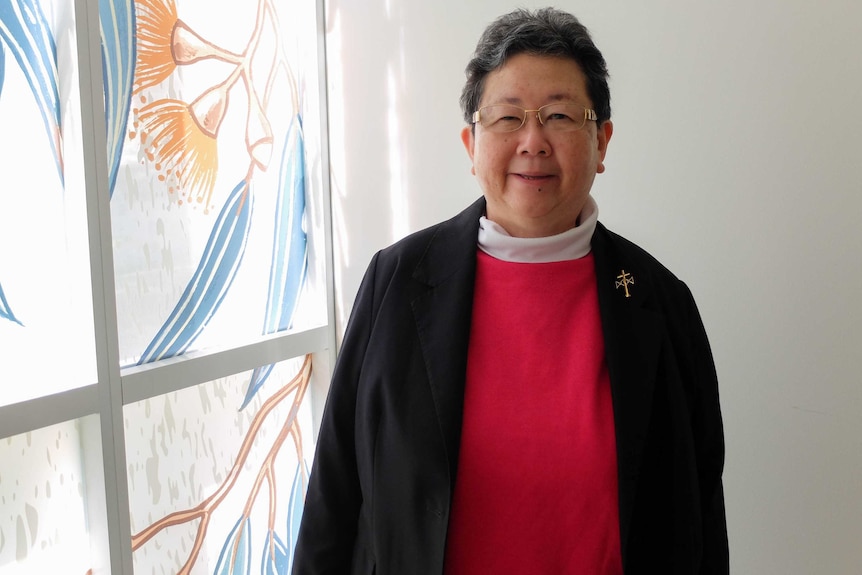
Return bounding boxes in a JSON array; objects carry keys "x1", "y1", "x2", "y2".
[
  {"x1": 683, "y1": 287, "x2": 729, "y2": 574},
  {"x1": 291, "y1": 253, "x2": 381, "y2": 575}
]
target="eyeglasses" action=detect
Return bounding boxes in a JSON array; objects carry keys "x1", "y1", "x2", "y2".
[{"x1": 471, "y1": 102, "x2": 598, "y2": 133}]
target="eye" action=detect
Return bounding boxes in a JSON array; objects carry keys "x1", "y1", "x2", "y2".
[
  {"x1": 544, "y1": 111, "x2": 576, "y2": 123},
  {"x1": 538, "y1": 104, "x2": 589, "y2": 131},
  {"x1": 492, "y1": 115, "x2": 523, "y2": 129},
  {"x1": 479, "y1": 105, "x2": 525, "y2": 131}
]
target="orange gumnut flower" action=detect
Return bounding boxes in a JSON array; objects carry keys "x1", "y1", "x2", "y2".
[
  {"x1": 133, "y1": 0, "x2": 178, "y2": 94},
  {"x1": 134, "y1": 0, "x2": 241, "y2": 94},
  {"x1": 134, "y1": 85, "x2": 230, "y2": 213}
]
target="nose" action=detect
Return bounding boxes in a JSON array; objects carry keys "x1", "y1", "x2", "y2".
[{"x1": 517, "y1": 113, "x2": 551, "y2": 156}]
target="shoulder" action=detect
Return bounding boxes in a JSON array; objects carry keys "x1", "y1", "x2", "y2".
[
  {"x1": 591, "y1": 221, "x2": 706, "y2": 338},
  {"x1": 593, "y1": 223, "x2": 717, "y2": 376},
  {"x1": 370, "y1": 197, "x2": 485, "y2": 281},
  {"x1": 593, "y1": 222, "x2": 687, "y2": 292}
]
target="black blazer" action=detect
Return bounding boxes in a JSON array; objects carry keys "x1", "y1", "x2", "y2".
[{"x1": 293, "y1": 198, "x2": 728, "y2": 575}]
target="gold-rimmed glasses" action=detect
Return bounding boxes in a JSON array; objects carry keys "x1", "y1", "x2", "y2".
[{"x1": 471, "y1": 102, "x2": 598, "y2": 133}]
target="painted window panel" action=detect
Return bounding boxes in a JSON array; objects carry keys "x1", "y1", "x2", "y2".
[
  {"x1": 0, "y1": 416, "x2": 99, "y2": 574},
  {"x1": 1, "y1": 1, "x2": 330, "y2": 573},
  {"x1": 0, "y1": 0, "x2": 97, "y2": 406},
  {"x1": 108, "y1": 0, "x2": 328, "y2": 367},
  {"x1": 125, "y1": 354, "x2": 314, "y2": 574}
]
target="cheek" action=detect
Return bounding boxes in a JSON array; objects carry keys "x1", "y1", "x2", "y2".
[
  {"x1": 561, "y1": 142, "x2": 598, "y2": 174},
  {"x1": 473, "y1": 140, "x2": 511, "y2": 175},
  {"x1": 473, "y1": 154, "x2": 504, "y2": 187}
]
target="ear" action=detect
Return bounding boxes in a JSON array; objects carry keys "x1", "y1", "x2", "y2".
[
  {"x1": 461, "y1": 125, "x2": 476, "y2": 175},
  {"x1": 595, "y1": 120, "x2": 613, "y2": 174}
]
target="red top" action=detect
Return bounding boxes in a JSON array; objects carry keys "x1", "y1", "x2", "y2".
[{"x1": 444, "y1": 251, "x2": 622, "y2": 575}]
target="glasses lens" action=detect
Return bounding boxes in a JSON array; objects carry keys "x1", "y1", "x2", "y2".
[
  {"x1": 477, "y1": 105, "x2": 526, "y2": 132},
  {"x1": 538, "y1": 103, "x2": 586, "y2": 131}
]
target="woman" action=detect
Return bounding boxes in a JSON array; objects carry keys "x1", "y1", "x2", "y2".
[{"x1": 293, "y1": 8, "x2": 728, "y2": 575}]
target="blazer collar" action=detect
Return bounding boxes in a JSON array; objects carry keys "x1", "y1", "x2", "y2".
[{"x1": 411, "y1": 197, "x2": 485, "y2": 287}]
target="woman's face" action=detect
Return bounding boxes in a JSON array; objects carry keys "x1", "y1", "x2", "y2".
[{"x1": 461, "y1": 53, "x2": 613, "y2": 238}]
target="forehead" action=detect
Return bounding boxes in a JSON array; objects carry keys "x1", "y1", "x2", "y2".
[{"x1": 481, "y1": 53, "x2": 589, "y2": 106}]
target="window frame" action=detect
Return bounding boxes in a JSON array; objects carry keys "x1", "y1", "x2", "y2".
[{"x1": 0, "y1": 0, "x2": 336, "y2": 572}]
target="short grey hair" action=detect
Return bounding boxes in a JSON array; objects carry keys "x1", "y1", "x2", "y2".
[{"x1": 460, "y1": 7, "x2": 611, "y2": 126}]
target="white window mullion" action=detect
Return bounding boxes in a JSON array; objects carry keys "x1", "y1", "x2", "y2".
[{"x1": 73, "y1": 0, "x2": 133, "y2": 573}]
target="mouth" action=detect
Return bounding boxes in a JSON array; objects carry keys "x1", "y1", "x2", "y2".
[{"x1": 514, "y1": 173, "x2": 554, "y2": 182}]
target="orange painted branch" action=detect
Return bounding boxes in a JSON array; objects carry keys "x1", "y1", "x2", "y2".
[{"x1": 132, "y1": 355, "x2": 312, "y2": 553}]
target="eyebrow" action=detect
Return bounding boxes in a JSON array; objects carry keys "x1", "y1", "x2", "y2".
[{"x1": 492, "y1": 93, "x2": 577, "y2": 106}]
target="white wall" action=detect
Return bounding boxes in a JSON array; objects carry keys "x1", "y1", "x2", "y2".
[{"x1": 324, "y1": 1, "x2": 862, "y2": 572}]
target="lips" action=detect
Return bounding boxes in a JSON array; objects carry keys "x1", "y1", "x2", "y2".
[{"x1": 514, "y1": 172, "x2": 554, "y2": 181}]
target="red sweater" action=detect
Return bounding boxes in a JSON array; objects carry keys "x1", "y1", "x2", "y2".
[{"x1": 444, "y1": 250, "x2": 622, "y2": 575}]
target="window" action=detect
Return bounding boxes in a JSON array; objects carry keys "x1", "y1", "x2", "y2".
[{"x1": 0, "y1": 0, "x2": 333, "y2": 573}]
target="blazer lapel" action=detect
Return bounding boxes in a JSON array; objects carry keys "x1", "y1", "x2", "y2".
[
  {"x1": 410, "y1": 198, "x2": 485, "y2": 488},
  {"x1": 591, "y1": 223, "x2": 664, "y2": 561}
]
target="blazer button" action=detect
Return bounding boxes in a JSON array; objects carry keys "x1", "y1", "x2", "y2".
[{"x1": 425, "y1": 502, "x2": 443, "y2": 518}]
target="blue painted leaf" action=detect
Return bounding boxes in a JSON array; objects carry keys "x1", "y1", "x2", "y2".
[
  {"x1": 0, "y1": 0, "x2": 63, "y2": 182},
  {"x1": 286, "y1": 461, "x2": 308, "y2": 573},
  {"x1": 0, "y1": 280, "x2": 23, "y2": 326},
  {"x1": 99, "y1": 0, "x2": 134, "y2": 196},
  {"x1": 265, "y1": 116, "x2": 308, "y2": 334},
  {"x1": 261, "y1": 530, "x2": 289, "y2": 575},
  {"x1": 0, "y1": 40, "x2": 6, "y2": 96},
  {"x1": 214, "y1": 517, "x2": 251, "y2": 575},
  {"x1": 239, "y1": 363, "x2": 274, "y2": 411},
  {"x1": 137, "y1": 180, "x2": 254, "y2": 364},
  {"x1": 240, "y1": 116, "x2": 308, "y2": 410}
]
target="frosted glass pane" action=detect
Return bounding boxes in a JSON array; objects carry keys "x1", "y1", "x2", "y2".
[
  {"x1": 0, "y1": 417, "x2": 96, "y2": 574},
  {"x1": 125, "y1": 355, "x2": 314, "y2": 574},
  {"x1": 0, "y1": 1, "x2": 97, "y2": 406},
  {"x1": 108, "y1": 0, "x2": 328, "y2": 367}
]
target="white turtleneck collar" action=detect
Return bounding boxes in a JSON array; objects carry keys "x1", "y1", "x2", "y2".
[{"x1": 477, "y1": 195, "x2": 598, "y2": 263}]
